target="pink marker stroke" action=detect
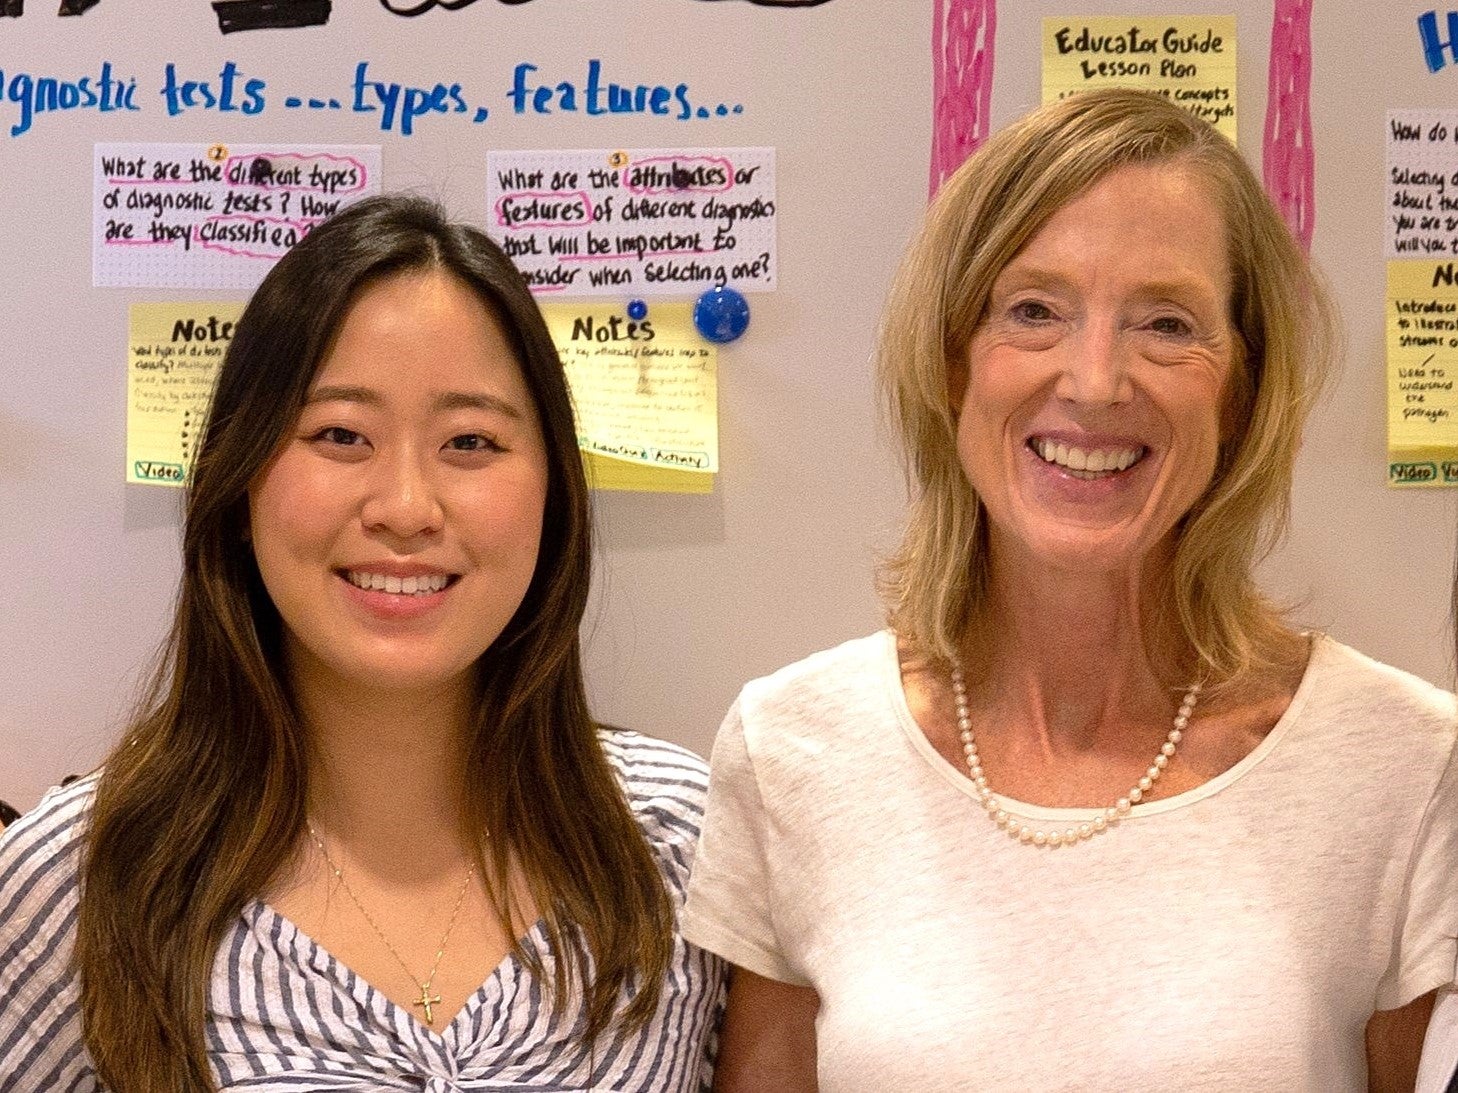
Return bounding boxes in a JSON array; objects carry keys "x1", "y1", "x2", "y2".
[
  {"x1": 1264, "y1": 0, "x2": 1315, "y2": 252},
  {"x1": 105, "y1": 152, "x2": 368, "y2": 194},
  {"x1": 103, "y1": 225, "x2": 193, "y2": 248},
  {"x1": 624, "y1": 156, "x2": 735, "y2": 195},
  {"x1": 929, "y1": 0, "x2": 997, "y2": 200},
  {"x1": 493, "y1": 190, "x2": 595, "y2": 230},
  {"x1": 223, "y1": 152, "x2": 369, "y2": 193},
  {"x1": 106, "y1": 176, "x2": 210, "y2": 187},
  {"x1": 560, "y1": 249, "x2": 711, "y2": 263},
  {"x1": 197, "y1": 214, "x2": 315, "y2": 260}
]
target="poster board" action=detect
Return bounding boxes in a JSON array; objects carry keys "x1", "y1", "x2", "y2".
[{"x1": 1, "y1": 1, "x2": 1455, "y2": 809}]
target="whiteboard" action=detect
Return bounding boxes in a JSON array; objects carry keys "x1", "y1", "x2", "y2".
[{"x1": 1, "y1": 0, "x2": 1454, "y2": 811}]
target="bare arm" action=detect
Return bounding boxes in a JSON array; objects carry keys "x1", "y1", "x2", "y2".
[
  {"x1": 714, "y1": 966, "x2": 819, "y2": 1093},
  {"x1": 1368, "y1": 989, "x2": 1437, "y2": 1093}
]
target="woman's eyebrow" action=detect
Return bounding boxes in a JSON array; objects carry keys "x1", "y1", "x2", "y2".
[
  {"x1": 303, "y1": 384, "x2": 379, "y2": 407},
  {"x1": 433, "y1": 390, "x2": 526, "y2": 419},
  {"x1": 303, "y1": 385, "x2": 525, "y2": 420}
]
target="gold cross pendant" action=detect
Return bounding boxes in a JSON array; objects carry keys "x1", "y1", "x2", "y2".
[{"x1": 414, "y1": 985, "x2": 443, "y2": 1025}]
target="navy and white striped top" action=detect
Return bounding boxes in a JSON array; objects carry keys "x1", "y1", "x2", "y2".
[{"x1": 0, "y1": 731, "x2": 725, "y2": 1091}]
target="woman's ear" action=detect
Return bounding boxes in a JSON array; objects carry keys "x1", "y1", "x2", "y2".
[
  {"x1": 946, "y1": 353, "x2": 969, "y2": 424},
  {"x1": 1217, "y1": 341, "x2": 1252, "y2": 447}
]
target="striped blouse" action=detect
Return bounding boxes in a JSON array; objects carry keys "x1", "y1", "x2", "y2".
[{"x1": 0, "y1": 732, "x2": 725, "y2": 1091}]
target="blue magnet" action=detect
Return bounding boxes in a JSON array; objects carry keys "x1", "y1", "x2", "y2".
[
  {"x1": 693, "y1": 286, "x2": 750, "y2": 343},
  {"x1": 626, "y1": 298, "x2": 648, "y2": 321}
]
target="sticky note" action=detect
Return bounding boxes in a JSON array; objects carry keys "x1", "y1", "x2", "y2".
[
  {"x1": 541, "y1": 301, "x2": 717, "y2": 493},
  {"x1": 1387, "y1": 260, "x2": 1458, "y2": 486},
  {"x1": 127, "y1": 302, "x2": 241, "y2": 486},
  {"x1": 1042, "y1": 16, "x2": 1237, "y2": 140}
]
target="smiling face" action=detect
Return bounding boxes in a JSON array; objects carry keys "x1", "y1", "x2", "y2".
[
  {"x1": 954, "y1": 162, "x2": 1238, "y2": 580},
  {"x1": 248, "y1": 268, "x2": 550, "y2": 706}
]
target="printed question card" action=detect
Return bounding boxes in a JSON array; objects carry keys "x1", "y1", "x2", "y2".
[
  {"x1": 1042, "y1": 17, "x2": 1237, "y2": 140},
  {"x1": 95, "y1": 143, "x2": 381, "y2": 288},
  {"x1": 487, "y1": 148, "x2": 775, "y2": 297},
  {"x1": 541, "y1": 301, "x2": 716, "y2": 493},
  {"x1": 127, "y1": 302, "x2": 242, "y2": 486}
]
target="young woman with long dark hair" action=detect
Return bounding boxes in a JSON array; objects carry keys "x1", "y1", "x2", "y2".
[{"x1": 0, "y1": 194, "x2": 723, "y2": 1091}]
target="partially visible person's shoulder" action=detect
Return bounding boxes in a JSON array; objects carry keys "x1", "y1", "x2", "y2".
[
  {"x1": 1, "y1": 775, "x2": 96, "y2": 959},
  {"x1": 727, "y1": 633, "x2": 899, "y2": 765},
  {"x1": 599, "y1": 730, "x2": 712, "y2": 896},
  {"x1": 1302, "y1": 636, "x2": 1457, "y2": 789},
  {"x1": 600, "y1": 728, "x2": 709, "y2": 839},
  {"x1": 0, "y1": 777, "x2": 97, "y2": 1087},
  {"x1": 1313, "y1": 635, "x2": 1456, "y2": 732},
  {"x1": 738, "y1": 631, "x2": 892, "y2": 712},
  {"x1": 0, "y1": 774, "x2": 96, "y2": 885}
]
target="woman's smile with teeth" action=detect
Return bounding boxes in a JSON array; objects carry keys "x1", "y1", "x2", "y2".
[
  {"x1": 1029, "y1": 437, "x2": 1145, "y2": 479},
  {"x1": 344, "y1": 570, "x2": 452, "y2": 595}
]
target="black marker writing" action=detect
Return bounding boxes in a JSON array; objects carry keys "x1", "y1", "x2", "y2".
[{"x1": 212, "y1": 0, "x2": 331, "y2": 34}]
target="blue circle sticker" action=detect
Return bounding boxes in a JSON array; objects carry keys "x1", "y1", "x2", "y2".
[
  {"x1": 626, "y1": 298, "x2": 648, "y2": 321},
  {"x1": 693, "y1": 286, "x2": 750, "y2": 343}
]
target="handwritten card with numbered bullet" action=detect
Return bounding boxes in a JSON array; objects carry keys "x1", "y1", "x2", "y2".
[
  {"x1": 486, "y1": 147, "x2": 775, "y2": 298},
  {"x1": 94, "y1": 142, "x2": 381, "y2": 288}
]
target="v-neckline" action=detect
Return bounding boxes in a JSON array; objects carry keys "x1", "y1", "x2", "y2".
[{"x1": 243, "y1": 899, "x2": 551, "y2": 1041}]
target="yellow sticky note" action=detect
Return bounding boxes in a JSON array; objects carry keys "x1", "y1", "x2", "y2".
[
  {"x1": 127, "y1": 303, "x2": 241, "y2": 487},
  {"x1": 1042, "y1": 16, "x2": 1238, "y2": 141},
  {"x1": 1387, "y1": 260, "x2": 1458, "y2": 487},
  {"x1": 582, "y1": 453, "x2": 714, "y2": 494},
  {"x1": 541, "y1": 302, "x2": 717, "y2": 494}
]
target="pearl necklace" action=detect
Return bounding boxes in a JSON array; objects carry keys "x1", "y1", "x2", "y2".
[{"x1": 950, "y1": 666, "x2": 1200, "y2": 848}]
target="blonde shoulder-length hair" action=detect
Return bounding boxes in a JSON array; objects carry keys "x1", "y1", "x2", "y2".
[{"x1": 878, "y1": 87, "x2": 1335, "y2": 689}]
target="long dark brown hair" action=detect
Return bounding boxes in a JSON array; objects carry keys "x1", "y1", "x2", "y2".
[{"x1": 75, "y1": 194, "x2": 674, "y2": 1090}]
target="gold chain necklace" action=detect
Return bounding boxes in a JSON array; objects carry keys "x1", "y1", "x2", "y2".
[{"x1": 307, "y1": 824, "x2": 475, "y2": 1025}]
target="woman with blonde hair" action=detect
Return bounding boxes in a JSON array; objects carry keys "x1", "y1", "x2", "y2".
[
  {"x1": 0, "y1": 194, "x2": 723, "y2": 1090},
  {"x1": 683, "y1": 89, "x2": 1458, "y2": 1090}
]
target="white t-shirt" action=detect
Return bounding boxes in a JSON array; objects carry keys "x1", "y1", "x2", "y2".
[{"x1": 682, "y1": 632, "x2": 1458, "y2": 1092}]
